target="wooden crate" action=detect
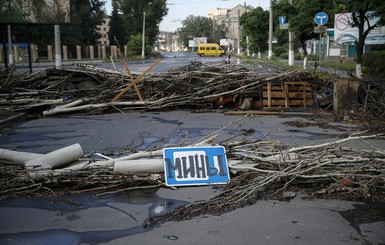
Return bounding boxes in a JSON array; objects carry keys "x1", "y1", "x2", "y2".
[{"x1": 263, "y1": 81, "x2": 313, "y2": 108}]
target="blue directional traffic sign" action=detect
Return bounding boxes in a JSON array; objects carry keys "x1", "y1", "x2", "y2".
[
  {"x1": 279, "y1": 16, "x2": 287, "y2": 25},
  {"x1": 314, "y1": 12, "x2": 329, "y2": 25}
]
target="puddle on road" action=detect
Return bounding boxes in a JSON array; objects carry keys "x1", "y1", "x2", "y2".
[
  {"x1": 0, "y1": 189, "x2": 189, "y2": 245},
  {"x1": 338, "y1": 201, "x2": 385, "y2": 236},
  {"x1": 150, "y1": 116, "x2": 183, "y2": 126},
  {"x1": 0, "y1": 227, "x2": 147, "y2": 245},
  {"x1": 137, "y1": 134, "x2": 163, "y2": 150},
  {"x1": 134, "y1": 117, "x2": 184, "y2": 149},
  {"x1": 0, "y1": 129, "x2": 86, "y2": 151},
  {"x1": 185, "y1": 128, "x2": 205, "y2": 138},
  {"x1": 226, "y1": 128, "x2": 263, "y2": 138},
  {"x1": 184, "y1": 128, "x2": 263, "y2": 139},
  {"x1": 287, "y1": 129, "x2": 343, "y2": 140}
]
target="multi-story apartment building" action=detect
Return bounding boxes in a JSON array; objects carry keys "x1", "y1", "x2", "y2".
[
  {"x1": 156, "y1": 31, "x2": 174, "y2": 51},
  {"x1": 208, "y1": 4, "x2": 253, "y2": 54},
  {"x1": 97, "y1": 16, "x2": 110, "y2": 46}
]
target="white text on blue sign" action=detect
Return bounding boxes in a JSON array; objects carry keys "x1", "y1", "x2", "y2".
[{"x1": 163, "y1": 147, "x2": 230, "y2": 186}]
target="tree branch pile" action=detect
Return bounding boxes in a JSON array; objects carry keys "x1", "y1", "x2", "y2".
[
  {"x1": 0, "y1": 62, "x2": 315, "y2": 116},
  {"x1": 146, "y1": 134, "x2": 385, "y2": 226},
  {"x1": 357, "y1": 79, "x2": 385, "y2": 118},
  {"x1": 1, "y1": 134, "x2": 384, "y2": 221}
]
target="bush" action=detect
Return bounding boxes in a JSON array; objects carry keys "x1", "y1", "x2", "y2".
[
  {"x1": 126, "y1": 34, "x2": 152, "y2": 57},
  {"x1": 280, "y1": 52, "x2": 288, "y2": 59},
  {"x1": 307, "y1": 54, "x2": 319, "y2": 61},
  {"x1": 362, "y1": 51, "x2": 385, "y2": 75},
  {"x1": 151, "y1": 51, "x2": 162, "y2": 58},
  {"x1": 279, "y1": 52, "x2": 302, "y2": 60},
  {"x1": 274, "y1": 46, "x2": 286, "y2": 57}
]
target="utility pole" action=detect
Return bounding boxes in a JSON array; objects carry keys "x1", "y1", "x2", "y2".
[
  {"x1": 244, "y1": 1, "x2": 250, "y2": 56},
  {"x1": 142, "y1": 3, "x2": 152, "y2": 58},
  {"x1": 142, "y1": 10, "x2": 146, "y2": 58},
  {"x1": 268, "y1": 0, "x2": 273, "y2": 59},
  {"x1": 54, "y1": 25, "x2": 62, "y2": 68},
  {"x1": 7, "y1": 25, "x2": 13, "y2": 65},
  {"x1": 237, "y1": 9, "x2": 241, "y2": 55},
  {"x1": 288, "y1": 0, "x2": 294, "y2": 66}
]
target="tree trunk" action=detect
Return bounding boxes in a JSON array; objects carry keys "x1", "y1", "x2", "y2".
[
  {"x1": 300, "y1": 39, "x2": 308, "y2": 70},
  {"x1": 354, "y1": 9, "x2": 367, "y2": 79},
  {"x1": 356, "y1": 63, "x2": 362, "y2": 79},
  {"x1": 355, "y1": 30, "x2": 364, "y2": 79}
]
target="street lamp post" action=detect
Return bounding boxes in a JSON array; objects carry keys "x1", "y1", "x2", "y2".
[
  {"x1": 268, "y1": 0, "x2": 273, "y2": 59},
  {"x1": 142, "y1": 3, "x2": 152, "y2": 59},
  {"x1": 288, "y1": 0, "x2": 294, "y2": 66},
  {"x1": 7, "y1": 25, "x2": 13, "y2": 65},
  {"x1": 142, "y1": 10, "x2": 146, "y2": 58},
  {"x1": 54, "y1": 25, "x2": 62, "y2": 68}
]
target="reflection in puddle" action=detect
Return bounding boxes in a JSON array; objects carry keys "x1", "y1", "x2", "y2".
[
  {"x1": 150, "y1": 117, "x2": 183, "y2": 126},
  {"x1": 137, "y1": 132, "x2": 163, "y2": 150},
  {"x1": 138, "y1": 136, "x2": 163, "y2": 150},
  {"x1": 226, "y1": 128, "x2": 263, "y2": 138},
  {"x1": 149, "y1": 195, "x2": 189, "y2": 216},
  {"x1": 115, "y1": 188, "x2": 189, "y2": 216},
  {"x1": 0, "y1": 227, "x2": 147, "y2": 245},
  {"x1": 0, "y1": 189, "x2": 189, "y2": 244},
  {"x1": 185, "y1": 128, "x2": 204, "y2": 138},
  {"x1": 287, "y1": 129, "x2": 342, "y2": 139},
  {"x1": 338, "y1": 201, "x2": 385, "y2": 235}
]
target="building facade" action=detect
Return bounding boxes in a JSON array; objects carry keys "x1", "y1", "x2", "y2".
[
  {"x1": 208, "y1": 4, "x2": 253, "y2": 54},
  {"x1": 97, "y1": 16, "x2": 110, "y2": 46}
]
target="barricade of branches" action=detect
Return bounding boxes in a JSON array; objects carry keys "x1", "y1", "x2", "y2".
[
  {"x1": 146, "y1": 134, "x2": 385, "y2": 227},
  {"x1": 0, "y1": 157, "x2": 165, "y2": 199},
  {"x1": 1, "y1": 134, "x2": 384, "y2": 218},
  {"x1": 0, "y1": 62, "x2": 313, "y2": 116},
  {"x1": 357, "y1": 80, "x2": 385, "y2": 118}
]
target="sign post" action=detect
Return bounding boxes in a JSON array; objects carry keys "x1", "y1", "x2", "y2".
[
  {"x1": 279, "y1": 16, "x2": 288, "y2": 29},
  {"x1": 314, "y1": 12, "x2": 329, "y2": 26},
  {"x1": 314, "y1": 12, "x2": 329, "y2": 62}
]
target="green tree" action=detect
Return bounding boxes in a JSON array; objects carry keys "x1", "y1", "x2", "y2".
[
  {"x1": 209, "y1": 19, "x2": 227, "y2": 44},
  {"x1": 108, "y1": 0, "x2": 126, "y2": 45},
  {"x1": 126, "y1": 34, "x2": 152, "y2": 56},
  {"x1": 276, "y1": 0, "x2": 336, "y2": 66},
  {"x1": 273, "y1": 0, "x2": 295, "y2": 48},
  {"x1": 119, "y1": 0, "x2": 168, "y2": 47},
  {"x1": 335, "y1": 0, "x2": 385, "y2": 78},
  {"x1": 61, "y1": 0, "x2": 105, "y2": 45},
  {"x1": 178, "y1": 15, "x2": 226, "y2": 46},
  {"x1": 240, "y1": 7, "x2": 269, "y2": 56}
]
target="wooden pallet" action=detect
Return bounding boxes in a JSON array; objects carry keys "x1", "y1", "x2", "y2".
[{"x1": 263, "y1": 81, "x2": 313, "y2": 108}]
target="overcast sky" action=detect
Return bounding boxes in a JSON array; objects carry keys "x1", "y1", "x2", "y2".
[{"x1": 105, "y1": 0, "x2": 270, "y2": 32}]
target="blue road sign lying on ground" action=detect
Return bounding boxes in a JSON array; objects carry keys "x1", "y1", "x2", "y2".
[
  {"x1": 314, "y1": 12, "x2": 329, "y2": 25},
  {"x1": 163, "y1": 146, "x2": 230, "y2": 186}
]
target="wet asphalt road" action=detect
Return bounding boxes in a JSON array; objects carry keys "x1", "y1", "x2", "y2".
[
  {"x1": 1, "y1": 111, "x2": 385, "y2": 245},
  {"x1": 6, "y1": 51, "x2": 227, "y2": 74},
  {"x1": 1, "y1": 54, "x2": 385, "y2": 244},
  {"x1": 6, "y1": 51, "x2": 282, "y2": 75}
]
